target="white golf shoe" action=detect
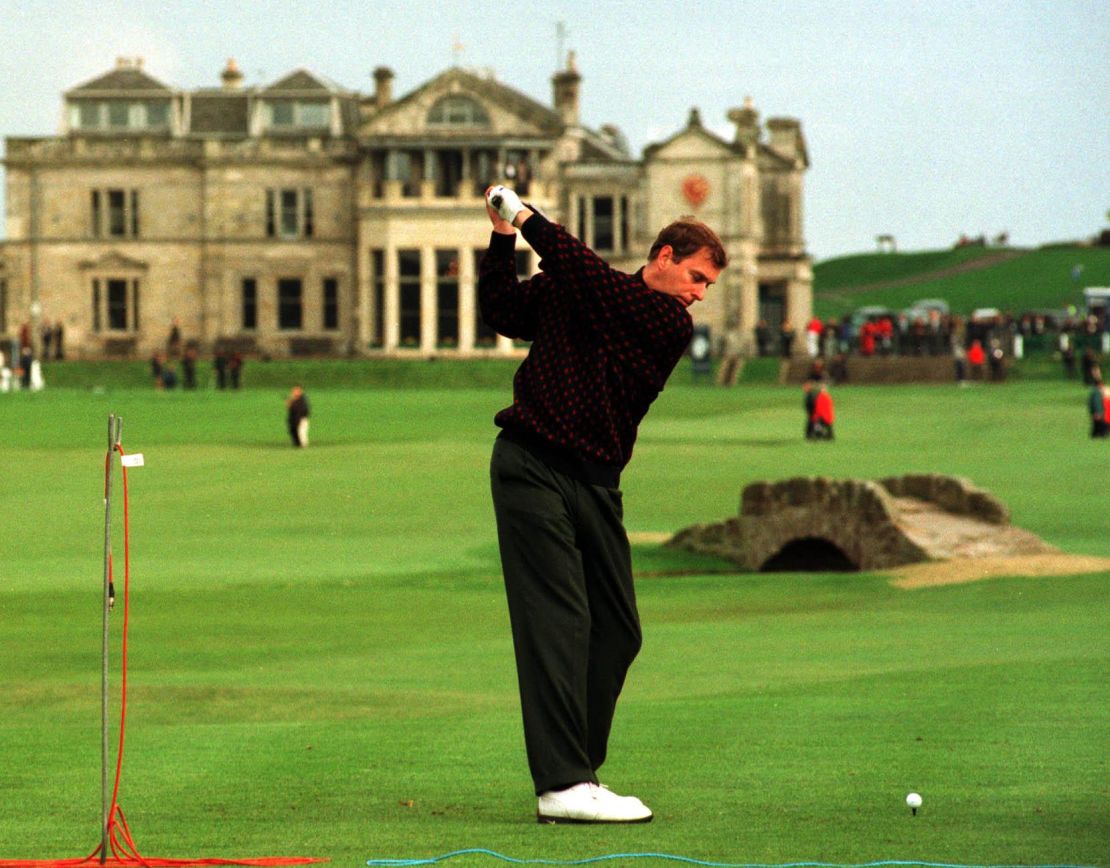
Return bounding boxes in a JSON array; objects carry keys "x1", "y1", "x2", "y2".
[{"x1": 536, "y1": 782, "x2": 653, "y2": 824}]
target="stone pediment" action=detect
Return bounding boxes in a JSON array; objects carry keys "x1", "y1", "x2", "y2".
[
  {"x1": 644, "y1": 124, "x2": 735, "y2": 163},
  {"x1": 68, "y1": 66, "x2": 173, "y2": 96},
  {"x1": 78, "y1": 251, "x2": 149, "y2": 271},
  {"x1": 264, "y1": 69, "x2": 344, "y2": 95},
  {"x1": 361, "y1": 67, "x2": 562, "y2": 140}
]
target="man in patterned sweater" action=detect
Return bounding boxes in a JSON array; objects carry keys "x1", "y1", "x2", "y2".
[{"x1": 480, "y1": 185, "x2": 726, "y2": 824}]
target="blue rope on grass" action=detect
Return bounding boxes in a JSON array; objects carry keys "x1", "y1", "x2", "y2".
[{"x1": 366, "y1": 848, "x2": 1097, "y2": 868}]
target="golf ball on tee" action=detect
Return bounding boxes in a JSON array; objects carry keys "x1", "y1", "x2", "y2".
[{"x1": 906, "y1": 792, "x2": 922, "y2": 809}]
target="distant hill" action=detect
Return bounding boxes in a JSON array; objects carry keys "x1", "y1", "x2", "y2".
[{"x1": 813, "y1": 245, "x2": 1110, "y2": 319}]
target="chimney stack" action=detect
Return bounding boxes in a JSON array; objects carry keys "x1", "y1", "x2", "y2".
[
  {"x1": 767, "y1": 117, "x2": 802, "y2": 159},
  {"x1": 221, "y1": 58, "x2": 244, "y2": 91},
  {"x1": 552, "y1": 51, "x2": 581, "y2": 127},
  {"x1": 373, "y1": 66, "x2": 395, "y2": 110},
  {"x1": 728, "y1": 96, "x2": 760, "y2": 147}
]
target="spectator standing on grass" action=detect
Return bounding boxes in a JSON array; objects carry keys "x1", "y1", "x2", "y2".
[
  {"x1": 859, "y1": 318, "x2": 876, "y2": 356},
  {"x1": 1088, "y1": 379, "x2": 1107, "y2": 438},
  {"x1": 41, "y1": 320, "x2": 53, "y2": 359},
  {"x1": 810, "y1": 382, "x2": 835, "y2": 440},
  {"x1": 286, "y1": 385, "x2": 310, "y2": 447},
  {"x1": 780, "y1": 319, "x2": 796, "y2": 357},
  {"x1": 878, "y1": 315, "x2": 894, "y2": 356},
  {"x1": 229, "y1": 351, "x2": 243, "y2": 389},
  {"x1": 1080, "y1": 347, "x2": 1099, "y2": 386},
  {"x1": 214, "y1": 349, "x2": 228, "y2": 389},
  {"x1": 988, "y1": 339, "x2": 1005, "y2": 381},
  {"x1": 182, "y1": 344, "x2": 198, "y2": 390},
  {"x1": 18, "y1": 344, "x2": 33, "y2": 390},
  {"x1": 968, "y1": 339, "x2": 986, "y2": 380},
  {"x1": 150, "y1": 353, "x2": 164, "y2": 389},
  {"x1": 802, "y1": 380, "x2": 820, "y2": 438},
  {"x1": 161, "y1": 361, "x2": 178, "y2": 390},
  {"x1": 953, "y1": 342, "x2": 968, "y2": 386},
  {"x1": 805, "y1": 315, "x2": 823, "y2": 358},
  {"x1": 53, "y1": 320, "x2": 65, "y2": 359},
  {"x1": 755, "y1": 320, "x2": 771, "y2": 357},
  {"x1": 167, "y1": 318, "x2": 182, "y2": 359},
  {"x1": 837, "y1": 316, "x2": 854, "y2": 354}
]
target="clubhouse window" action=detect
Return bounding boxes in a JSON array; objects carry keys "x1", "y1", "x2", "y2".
[
  {"x1": 266, "y1": 100, "x2": 330, "y2": 130},
  {"x1": 241, "y1": 278, "x2": 257, "y2": 330},
  {"x1": 91, "y1": 277, "x2": 140, "y2": 332},
  {"x1": 398, "y1": 249, "x2": 421, "y2": 346},
  {"x1": 370, "y1": 249, "x2": 385, "y2": 347},
  {"x1": 323, "y1": 277, "x2": 339, "y2": 331},
  {"x1": 471, "y1": 248, "x2": 529, "y2": 347},
  {"x1": 91, "y1": 189, "x2": 140, "y2": 238},
  {"x1": 436, "y1": 250, "x2": 459, "y2": 347},
  {"x1": 71, "y1": 99, "x2": 170, "y2": 132},
  {"x1": 574, "y1": 195, "x2": 629, "y2": 254},
  {"x1": 278, "y1": 278, "x2": 303, "y2": 330},
  {"x1": 266, "y1": 188, "x2": 314, "y2": 239}
]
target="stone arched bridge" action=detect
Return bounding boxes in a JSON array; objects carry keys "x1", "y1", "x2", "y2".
[{"x1": 667, "y1": 474, "x2": 1055, "y2": 572}]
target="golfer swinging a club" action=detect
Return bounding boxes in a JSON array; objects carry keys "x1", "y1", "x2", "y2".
[{"x1": 480, "y1": 185, "x2": 726, "y2": 823}]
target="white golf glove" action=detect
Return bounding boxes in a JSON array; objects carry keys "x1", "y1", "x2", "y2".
[{"x1": 487, "y1": 185, "x2": 525, "y2": 225}]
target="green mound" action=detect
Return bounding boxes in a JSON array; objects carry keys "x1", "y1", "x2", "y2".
[{"x1": 815, "y1": 245, "x2": 1110, "y2": 319}]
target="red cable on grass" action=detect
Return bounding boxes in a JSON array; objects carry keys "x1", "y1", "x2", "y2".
[{"x1": 0, "y1": 442, "x2": 325, "y2": 868}]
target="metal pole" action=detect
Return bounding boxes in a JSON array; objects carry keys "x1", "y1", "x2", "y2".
[{"x1": 101, "y1": 414, "x2": 121, "y2": 863}]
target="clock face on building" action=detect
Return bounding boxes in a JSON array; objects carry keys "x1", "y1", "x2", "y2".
[{"x1": 682, "y1": 174, "x2": 710, "y2": 207}]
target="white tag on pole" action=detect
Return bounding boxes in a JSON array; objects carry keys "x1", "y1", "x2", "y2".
[{"x1": 120, "y1": 454, "x2": 145, "y2": 467}]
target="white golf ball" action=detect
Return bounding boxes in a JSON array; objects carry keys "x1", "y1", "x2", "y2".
[{"x1": 906, "y1": 792, "x2": 923, "y2": 809}]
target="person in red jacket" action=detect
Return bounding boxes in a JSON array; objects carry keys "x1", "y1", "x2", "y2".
[
  {"x1": 811, "y1": 383, "x2": 835, "y2": 440},
  {"x1": 805, "y1": 315, "x2": 824, "y2": 357},
  {"x1": 859, "y1": 319, "x2": 877, "y2": 356},
  {"x1": 967, "y1": 339, "x2": 986, "y2": 379}
]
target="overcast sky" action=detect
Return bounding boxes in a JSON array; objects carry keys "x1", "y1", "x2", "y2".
[{"x1": 0, "y1": 0, "x2": 1106, "y2": 260}]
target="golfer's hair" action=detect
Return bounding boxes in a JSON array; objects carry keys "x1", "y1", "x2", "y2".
[{"x1": 648, "y1": 217, "x2": 727, "y2": 268}]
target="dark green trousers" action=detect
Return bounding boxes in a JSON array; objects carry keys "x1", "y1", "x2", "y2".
[{"x1": 490, "y1": 434, "x2": 642, "y2": 795}]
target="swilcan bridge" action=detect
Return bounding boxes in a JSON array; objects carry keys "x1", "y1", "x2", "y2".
[{"x1": 667, "y1": 474, "x2": 1055, "y2": 572}]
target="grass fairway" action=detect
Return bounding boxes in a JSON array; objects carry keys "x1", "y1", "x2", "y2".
[{"x1": 1, "y1": 376, "x2": 1107, "y2": 866}]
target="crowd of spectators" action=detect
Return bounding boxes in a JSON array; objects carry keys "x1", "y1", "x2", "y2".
[{"x1": 753, "y1": 307, "x2": 1108, "y2": 362}]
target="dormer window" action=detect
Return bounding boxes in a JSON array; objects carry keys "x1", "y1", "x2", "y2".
[
  {"x1": 70, "y1": 100, "x2": 171, "y2": 132},
  {"x1": 266, "y1": 100, "x2": 330, "y2": 129},
  {"x1": 427, "y1": 96, "x2": 489, "y2": 127}
]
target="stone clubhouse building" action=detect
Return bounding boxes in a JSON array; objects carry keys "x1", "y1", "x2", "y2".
[{"x1": 1, "y1": 55, "x2": 811, "y2": 360}]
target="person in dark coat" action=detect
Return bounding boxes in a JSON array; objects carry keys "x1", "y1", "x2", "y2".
[
  {"x1": 182, "y1": 345, "x2": 198, "y2": 390},
  {"x1": 802, "y1": 381, "x2": 818, "y2": 438},
  {"x1": 229, "y1": 352, "x2": 243, "y2": 389},
  {"x1": 286, "y1": 385, "x2": 310, "y2": 447},
  {"x1": 214, "y1": 350, "x2": 228, "y2": 390}
]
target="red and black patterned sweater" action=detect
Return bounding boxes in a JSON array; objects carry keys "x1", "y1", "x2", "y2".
[{"x1": 479, "y1": 212, "x2": 692, "y2": 486}]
